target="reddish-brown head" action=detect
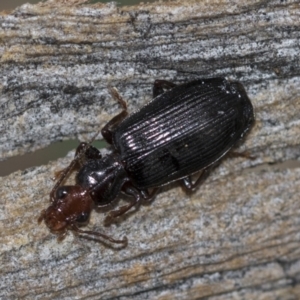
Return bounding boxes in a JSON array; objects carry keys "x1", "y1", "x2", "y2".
[
  {"x1": 39, "y1": 184, "x2": 127, "y2": 245},
  {"x1": 39, "y1": 185, "x2": 94, "y2": 235}
]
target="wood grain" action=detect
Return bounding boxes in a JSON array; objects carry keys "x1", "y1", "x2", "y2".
[{"x1": 0, "y1": 0, "x2": 300, "y2": 299}]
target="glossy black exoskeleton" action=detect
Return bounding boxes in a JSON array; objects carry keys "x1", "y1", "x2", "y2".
[{"x1": 39, "y1": 78, "x2": 254, "y2": 245}]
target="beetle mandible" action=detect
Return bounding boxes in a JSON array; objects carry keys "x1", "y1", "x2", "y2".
[{"x1": 39, "y1": 78, "x2": 254, "y2": 245}]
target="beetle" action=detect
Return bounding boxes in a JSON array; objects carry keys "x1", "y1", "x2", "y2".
[{"x1": 39, "y1": 78, "x2": 254, "y2": 245}]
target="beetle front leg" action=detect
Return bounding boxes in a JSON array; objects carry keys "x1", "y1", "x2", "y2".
[
  {"x1": 102, "y1": 88, "x2": 128, "y2": 144},
  {"x1": 153, "y1": 80, "x2": 177, "y2": 98},
  {"x1": 75, "y1": 142, "x2": 102, "y2": 160},
  {"x1": 52, "y1": 143, "x2": 102, "y2": 180},
  {"x1": 74, "y1": 142, "x2": 102, "y2": 168}
]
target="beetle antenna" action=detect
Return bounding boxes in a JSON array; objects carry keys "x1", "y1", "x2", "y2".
[
  {"x1": 49, "y1": 129, "x2": 101, "y2": 202},
  {"x1": 71, "y1": 225, "x2": 128, "y2": 245}
]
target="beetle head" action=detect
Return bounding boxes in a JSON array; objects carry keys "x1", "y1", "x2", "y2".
[{"x1": 39, "y1": 185, "x2": 93, "y2": 235}]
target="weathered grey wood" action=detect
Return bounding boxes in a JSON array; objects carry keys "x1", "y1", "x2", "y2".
[
  {"x1": 0, "y1": 0, "x2": 299, "y2": 161},
  {"x1": 0, "y1": 0, "x2": 300, "y2": 299}
]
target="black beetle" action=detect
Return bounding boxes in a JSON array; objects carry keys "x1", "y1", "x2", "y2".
[{"x1": 39, "y1": 78, "x2": 254, "y2": 244}]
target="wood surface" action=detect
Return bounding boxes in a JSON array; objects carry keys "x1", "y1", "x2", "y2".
[{"x1": 0, "y1": 0, "x2": 300, "y2": 299}]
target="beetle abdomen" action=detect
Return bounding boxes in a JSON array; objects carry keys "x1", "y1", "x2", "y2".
[{"x1": 113, "y1": 78, "x2": 254, "y2": 188}]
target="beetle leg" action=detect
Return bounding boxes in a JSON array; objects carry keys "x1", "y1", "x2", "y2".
[
  {"x1": 181, "y1": 168, "x2": 211, "y2": 192},
  {"x1": 153, "y1": 80, "x2": 177, "y2": 98},
  {"x1": 140, "y1": 188, "x2": 160, "y2": 203},
  {"x1": 104, "y1": 186, "x2": 141, "y2": 225},
  {"x1": 52, "y1": 143, "x2": 102, "y2": 181},
  {"x1": 54, "y1": 143, "x2": 95, "y2": 176},
  {"x1": 101, "y1": 87, "x2": 128, "y2": 144},
  {"x1": 75, "y1": 142, "x2": 102, "y2": 161},
  {"x1": 228, "y1": 151, "x2": 255, "y2": 160},
  {"x1": 104, "y1": 187, "x2": 159, "y2": 225}
]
